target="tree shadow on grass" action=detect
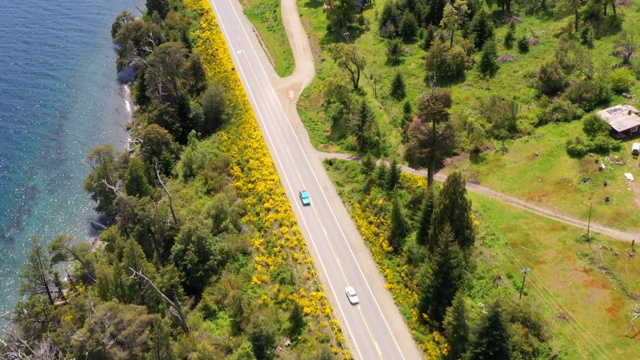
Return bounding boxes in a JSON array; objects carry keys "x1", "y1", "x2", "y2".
[
  {"x1": 470, "y1": 150, "x2": 488, "y2": 164},
  {"x1": 303, "y1": 0, "x2": 324, "y2": 10}
]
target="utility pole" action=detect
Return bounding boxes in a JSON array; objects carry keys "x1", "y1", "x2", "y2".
[
  {"x1": 586, "y1": 197, "x2": 593, "y2": 249},
  {"x1": 519, "y1": 267, "x2": 531, "y2": 300}
]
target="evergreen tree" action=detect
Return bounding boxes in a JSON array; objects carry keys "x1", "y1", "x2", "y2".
[
  {"x1": 517, "y1": 35, "x2": 529, "y2": 54},
  {"x1": 351, "y1": 99, "x2": 378, "y2": 152},
  {"x1": 20, "y1": 237, "x2": 55, "y2": 305},
  {"x1": 122, "y1": 237, "x2": 162, "y2": 312},
  {"x1": 503, "y1": 301, "x2": 552, "y2": 359},
  {"x1": 111, "y1": 11, "x2": 135, "y2": 39},
  {"x1": 200, "y1": 82, "x2": 227, "y2": 136},
  {"x1": 184, "y1": 53, "x2": 208, "y2": 96},
  {"x1": 125, "y1": 157, "x2": 152, "y2": 198},
  {"x1": 146, "y1": 0, "x2": 170, "y2": 19},
  {"x1": 440, "y1": 0, "x2": 469, "y2": 47},
  {"x1": 139, "y1": 123, "x2": 176, "y2": 166},
  {"x1": 148, "y1": 316, "x2": 176, "y2": 360},
  {"x1": 428, "y1": 0, "x2": 448, "y2": 26},
  {"x1": 478, "y1": 40, "x2": 499, "y2": 78},
  {"x1": 504, "y1": 21, "x2": 516, "y2": 50},
  {"x1": 416, "y1": 188, "x2": 436, "y2": 246},
  {"x1": 83, "y1": 144, "x2": 125, "y2": 217},
  {"x1": 388, "y1": 196, "x2": 410, "y2": 253},
  {"x1": 386, "y1": 38, "x2": 404, "y2": 64},
  {"x1": 288, "y1": 302, "x2": 306, "y2": 338},
  {"x1": 418, "y1": 224, "x2": 465, "y2": 324},
  {"x1": 422, "y1": 25, "x2": 436, "y2": 50},
  {"x1": 49, "y1": 234, "x2": 97, "y2": 284},
  {"x1": 429, "y1": 172, "x2": 475, "y2": 250},
  {"x1": 390, "y1": 72, "x2": 406, "y2": 101},
  {"x1": 247, "y1": 315, "x2": 277, "y2": 360},
  {"x1": 469, "y1": 9, "x2": 494, "y2": 50},
  {"x1": 443, "y1": 290, "x2": 469, "y2": 359},
  {"x1": 171, "y1": 218, "x2": 228, "y2": 296},
  {"x1": 374, "y1": 162, "x2": 388, "y2": 189},
  {"x1": 325, "y1": 0, "x2": 357, "y2": 33},
  {"x1": 405, "y1": 88, "x2": 457, "y2": 187},
  {"x1": 227, "y1": 340, "x2": 257, "y2": 360},
  {"x1": 399, "y1": 11, "x2": 419, "y2": 41},
  {"x1": 466, "y1": 301, "x2": 512, "y2": 360},
  {"x1": 361, "y1": 154, "x2": 376, "y2": 177},
  {"x1": 133, "y1": 66, "x2": 151, "y2": 109},
  {"x1": 387, "y1": 158, "x2": 402, "y2": 191},
  {"x1": 75, "y1": 301, "x2": 155, "y2": 359}
]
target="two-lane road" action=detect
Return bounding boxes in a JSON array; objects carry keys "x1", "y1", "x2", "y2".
[{"x1": 207, "y1": 1, "x2": 422, "y2": 358}]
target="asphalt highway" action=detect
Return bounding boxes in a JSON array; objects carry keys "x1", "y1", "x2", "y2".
[{"x1": 207, "y1": 1, "x2": 422, "y2": 358}]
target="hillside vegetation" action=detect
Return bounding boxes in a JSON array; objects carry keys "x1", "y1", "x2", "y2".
[
  {"x1": 0, "y1": 1, "x2": 344, "y2": 359},
  {"x1": 238, "y1": 0, "x2": 640, "y2": 358}
]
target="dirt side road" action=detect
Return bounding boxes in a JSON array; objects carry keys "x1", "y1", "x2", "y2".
[{"x1": 316, "y1": 152, "x2": 638, "y2": 243}]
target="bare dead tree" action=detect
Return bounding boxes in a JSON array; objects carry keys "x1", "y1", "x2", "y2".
[
  {"x1": 101, "y1": 179, "x2": 123, "y2": 196},
  {"x1": 155, "y1": 160, "x2": 179, "y2": 226},
  {"x1": 0, "y1": 327, "x2": 34, "y2": 360},
  {"x1": 129, "y1": 268, "x2": 189, "y2": 334},
  {"x1": 31, "y1": 337, "x2": 62, "y2": 360},
  {"x1": 141, "y1": 32, "x2": 159, "y2": 55}
]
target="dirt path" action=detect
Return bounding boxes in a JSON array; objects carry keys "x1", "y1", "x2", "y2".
[{"x1": 317, "y1": 151, "x2": 639, "y2": 243}]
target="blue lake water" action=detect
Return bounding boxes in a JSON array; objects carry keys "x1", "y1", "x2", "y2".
[{"x1": 0, "y1": 0, "x2": 145, "y2": 318}]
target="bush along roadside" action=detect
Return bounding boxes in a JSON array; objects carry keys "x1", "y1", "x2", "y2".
[{"x1": 186, "y1": 0, "x2": 349, "y2": 357}]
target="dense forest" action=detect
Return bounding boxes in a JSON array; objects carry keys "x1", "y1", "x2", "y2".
[{"x1": 0, "y1": 0, "x2": 343, "y2": 359}]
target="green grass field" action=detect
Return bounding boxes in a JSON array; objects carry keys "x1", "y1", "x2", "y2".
[
  {"x1": 241, "y1": 0, "x2": 295, "y2": 77},
  {"x1": 473, "y1": 193, "x2": 640, "y2": 358},
  {"x1": 451, "y1": 120, "x2": 640, "y2": 230}
]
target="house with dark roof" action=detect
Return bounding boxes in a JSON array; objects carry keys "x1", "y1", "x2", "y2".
[{"x1": 597, "y1": 104, "x2": 640, "y2": 138}]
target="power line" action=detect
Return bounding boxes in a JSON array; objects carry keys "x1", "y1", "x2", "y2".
[{"x1": 474, "y1": 206, "x2": 615, "y2": 359}]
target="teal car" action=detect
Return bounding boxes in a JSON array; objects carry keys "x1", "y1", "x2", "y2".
[{"x1": 299, "y1": 190, "x2": 311, "y2": 206}]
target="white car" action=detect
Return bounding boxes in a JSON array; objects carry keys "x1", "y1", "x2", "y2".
[{"x1": 345, "y1": 286, "x2": 359, "y2": 305}]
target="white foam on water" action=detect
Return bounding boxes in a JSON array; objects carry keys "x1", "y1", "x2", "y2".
[{"x1": 123, "y1": 84, "x2": 133, "y2": 120}]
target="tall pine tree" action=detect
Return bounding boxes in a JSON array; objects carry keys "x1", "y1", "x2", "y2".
[
  {"x1": 478, "y1": 40, "x2": 499, "y2": 78},
  {"x1": 388, "y1": 196, "x2": 410, "y2": 253},
  {"x1": 390, "y1": 72, "x2": 406, "y2": 101},
  {"x1": 405, "y1": 88, "x2": 457, "y2": 187},
  {"x1": 466, "y1": 301, "x2": 512, "y2": 359},
  {"x1": 429, "y1": 172, "x2": 474, "y2": 251},
  {"x1": 416, "y1": 187, "x2": 436, "y2": 246},
  {"x1": 387, "y1": 158, "x2": 402, "y2": 191},
  {"x1": 443, "y1": 290, "x2": 469, "y2": 359},
  {"x1": 418, "y1": 223, "x2": 465, "y2": 324}
]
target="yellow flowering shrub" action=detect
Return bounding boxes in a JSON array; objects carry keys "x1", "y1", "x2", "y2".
[
  {"x1": 184, "y1": 0, "x2": 344, "y2": 355},
  {"x1": 332, "y1": 166, "x2": 449, "y2": 358}
]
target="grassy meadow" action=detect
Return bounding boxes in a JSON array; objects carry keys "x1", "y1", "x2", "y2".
[
  {"x1": 451, "y1": 120, "x2": 640, "y2": 230},
  {"x1": 241, "y1": 0, "x2": 295, "y2": 76},
  {"x1": 472, "y1": 193, "x2": 640, "y2": 358}
]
